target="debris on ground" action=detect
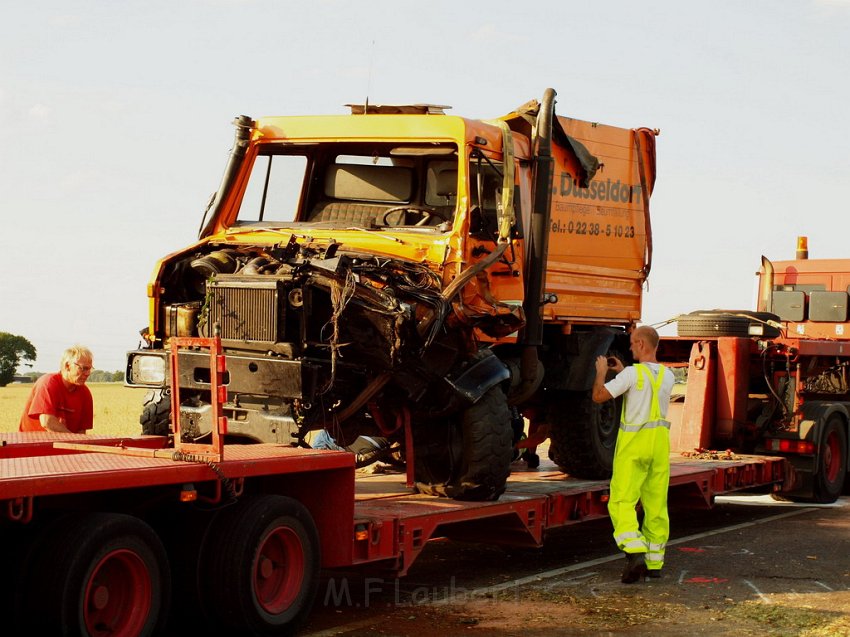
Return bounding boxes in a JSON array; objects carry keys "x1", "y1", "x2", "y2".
[{"x1": 681, "y1": 448, "x2": 741, "y2": 461}]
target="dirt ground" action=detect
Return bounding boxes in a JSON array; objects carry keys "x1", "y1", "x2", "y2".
[{"x1": 302, "y1": 496, "x2": 850, "y2": 637}]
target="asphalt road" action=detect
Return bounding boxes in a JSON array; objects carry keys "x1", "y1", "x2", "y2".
[{"x1": 301, "y1": 493, "x2": 850, "y2": 636}]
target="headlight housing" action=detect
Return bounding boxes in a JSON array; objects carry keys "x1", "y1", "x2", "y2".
[{"x1": 126, "y1": 352, "x2": 167, "y2": 386}]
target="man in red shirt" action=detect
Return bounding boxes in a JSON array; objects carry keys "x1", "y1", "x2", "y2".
[{"x1": 19, "y1": 345, "x2": 94, "y2": 433}]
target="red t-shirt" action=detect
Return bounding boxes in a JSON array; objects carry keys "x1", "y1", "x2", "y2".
[{"x1": 19, "y1": 373, "x2": 93, "y2": 433}]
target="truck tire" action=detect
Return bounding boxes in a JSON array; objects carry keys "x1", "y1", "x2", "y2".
[
  {"x1": 199, "y1": 495, "x2": 320, "y2": 635},
  {"x1": 20, "y1": 512, "x2": 170, "y2": 637},
  {"x1": 548, "y1": 389, "x2": 620, "y2": 479},
  {"x1": 676, "y1": 310, "x2": 780, "y2": 338},
  {"x1": 813, "y1": 415, "x2": 847, "y2": 504},
  {"x1": 415, "y1": 385, "x2": 513, "y2": 501},
  {"x1": 140, "y1": 388, "x2": 171, "y2": 436}
]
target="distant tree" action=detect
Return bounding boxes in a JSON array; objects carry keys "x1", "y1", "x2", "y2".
[
  {"x1": 84, "y1": 369, "x2": 125, "y2": 383},
  {"x1": 0, "y1": 333, "x2": 37, "y2": 387}
]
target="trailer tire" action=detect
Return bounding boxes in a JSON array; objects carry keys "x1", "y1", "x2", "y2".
[
  {"x1": 20, "y1": 512, "x2": 170, "y2": 637},
  {"x1": 548, "y1": 389, "x2": 620, "y2": 479},
  {"x1": 199, "y1": 495, "x2": 320, "y2": 635},
  {"x1": 813, "y1": 415, "x2": 847, "y2": 504},
  {"x1": 415, "y1": 385, "x2": 513, "y2": 501},
  {"x1": 676, "y1": 310, "x2": 781, "y2": 338},
  {"x1": 140, "y1": 388, "x2": 171, "y2": 436}
]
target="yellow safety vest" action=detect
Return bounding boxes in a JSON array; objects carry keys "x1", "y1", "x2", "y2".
[{"x1": 619, "y1": 364, "x2": 669, "y2": 433}]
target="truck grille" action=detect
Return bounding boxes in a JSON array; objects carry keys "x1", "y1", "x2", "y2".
[{"x1": 206, "y1": 276, "x2": 284, "y2": 343}]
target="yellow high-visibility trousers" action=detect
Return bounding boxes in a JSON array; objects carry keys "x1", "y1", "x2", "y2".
[{"x1": 608, "y1": 423, "x2": 670, "y2": 570}]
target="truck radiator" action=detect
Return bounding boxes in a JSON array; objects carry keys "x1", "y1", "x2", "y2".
[{"x1": 205, "y1": 276, "x2": 285, "y2": 343}]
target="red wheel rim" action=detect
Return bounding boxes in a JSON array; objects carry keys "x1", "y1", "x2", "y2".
[
  {"x1": 253, "y1": 525, "x2": 305, "y2": 615},
  {"x1": 824, "y1": 431, "x2": 841, "y2": 484},
  {"x1": 83, "y1": 549, "x2": 152, "y2": 637}
]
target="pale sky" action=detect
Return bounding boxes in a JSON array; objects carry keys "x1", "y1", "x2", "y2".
[{"x1": 2, "y1": 0, "x2": 849, "y2": 373}]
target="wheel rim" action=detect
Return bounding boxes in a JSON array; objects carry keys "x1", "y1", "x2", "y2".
[
  {"x1": 253, "y1": 525, "x2": 305, "y2": 615},
  {"x1": 824, "y1": 430, "x2": 842, "y2": 484},
  {"x1": 83, "y1": 549, "x2": 152, "y2": 637},
  {"x1": 599, "y1": 400, "x2": 619, "y2": 450}
]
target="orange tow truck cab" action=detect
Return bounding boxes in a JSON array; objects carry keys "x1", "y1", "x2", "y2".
[{"x1": 662, "y1": 237, "x2": 850, "y2": 503}]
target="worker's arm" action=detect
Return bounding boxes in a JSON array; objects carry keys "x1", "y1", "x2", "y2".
[
  {"x1": 592, "y1": 355, "x2": 614, "y2": 403},
  {"x1": 39, "y1": 413, "x2": 73, "y2": 433}
]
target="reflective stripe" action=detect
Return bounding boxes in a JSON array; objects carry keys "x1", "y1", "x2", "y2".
[
  {"x1": 619, "y1": 419, "x2": 671, "y2": 433},
  {"x1": 615, "y1": 532, "x2": 649, "y2": 552},
  {"x1": 647, "y1": 542, "x2": 665, "y2": 564}
]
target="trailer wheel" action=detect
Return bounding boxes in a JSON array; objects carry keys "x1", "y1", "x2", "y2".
[
  {"x1": 813, "y1": 415, "x2": 847, "y2": 504},
  {"x1": 199, "y1": 495, "x2": 320, "y2": 635},
  {"x1": 140, "y1": 388, "x2": 171, "y2": 436},
  {"x1": 20, "y1": 513, "x2": 170, "y2": 637},
  {"x1": 548, "y1": 389, "x2": 619, "y2": 479},
  {"x1": 415, "y1": 385, "x2": 513, "y2": 501},
  {"x1": 676, "y1": 310, "x2": 781, "y2": 338}
]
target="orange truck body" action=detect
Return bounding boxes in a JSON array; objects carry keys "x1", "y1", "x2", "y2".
[{"x1": 541, "y1": 117, "x2": 655, "y2": 326}]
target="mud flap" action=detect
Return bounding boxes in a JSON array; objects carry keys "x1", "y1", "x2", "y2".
[
  {"x1": 444, "y1": 350, "x2": 510, "y2": 405},
  {"x1": 562, "y1": 328, "x2": 621, "y2": 392}
]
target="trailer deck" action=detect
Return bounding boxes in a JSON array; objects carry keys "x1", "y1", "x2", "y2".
[
  {"x1": 0, "y1": 431, "x2": 787, "y2": 578},
  {"x1": 347, "y1": 449, "x2": 787, "y2": 574}
]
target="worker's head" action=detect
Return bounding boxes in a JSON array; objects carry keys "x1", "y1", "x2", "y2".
[
  {"x1": 629, "y1": 326, "x2": 659, "y2": 362},
  {"x1": 60, "y1": 344, "x2": 94, "y2": 386}
]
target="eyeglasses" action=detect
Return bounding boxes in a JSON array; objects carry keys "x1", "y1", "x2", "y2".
[{"x1": 72, "y1": 361, "x2": 93, "y2": 372}]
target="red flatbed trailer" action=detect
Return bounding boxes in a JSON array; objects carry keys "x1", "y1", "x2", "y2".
[{"x1": 0, "y1": 427, "x2": 786, "y2": 636}]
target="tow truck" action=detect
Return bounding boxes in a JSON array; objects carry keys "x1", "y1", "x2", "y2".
[{"x1": 660, "y1": 237, "x2": 850, "y2": 504}]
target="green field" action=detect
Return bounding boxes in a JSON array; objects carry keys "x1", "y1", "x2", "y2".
[{"x1": 0, "y1": 383, "x2": 147, "y2": 436}]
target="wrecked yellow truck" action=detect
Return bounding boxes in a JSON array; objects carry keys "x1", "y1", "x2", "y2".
[{"x1": 126, "y1": 89, "x2": 658, "y2": 500}]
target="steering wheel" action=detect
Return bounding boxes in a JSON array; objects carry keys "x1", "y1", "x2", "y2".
[{"x1": 381, "y1": 205, "x2": 436, "y2": 227}]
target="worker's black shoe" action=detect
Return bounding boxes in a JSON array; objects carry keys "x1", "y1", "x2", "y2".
[
  {"x1": 647, "y1": 569, "x2": 662, "y2": 579},
  {"x1": 346, "y1": 436, "x2": 390, "y2": 468},
  {"x1": 621, "y1": 553, "x2": 648, "y2": 584}
]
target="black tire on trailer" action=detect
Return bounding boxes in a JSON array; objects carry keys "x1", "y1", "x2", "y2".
[
  {"x1": 415, "y1": 385, "x2": 513, "y2": 501},
  {"x1": 19, "y1": 512, "x2": 170, "y2": 637},
  {"x1": 676, "y1": 310, "x2": 781, "y2": 338},
  {"x1": 155, "y1": 506, "x2": 216, "y2": 632},
  {"x1": 198, "y1": 495, "x2": 320, "y2": 636},
  {"x1": 140, "y1": 388, "x2": 171, "y2": 436},
  {"x1": 813, "y1": 415, "x2": 847, "y2": 504},
  {"x1": 548, "y1": 389, "x2": 620, "y2": 479},
  {"x1": 0, "y1": 523, "x2": 32, "y2": 625}
]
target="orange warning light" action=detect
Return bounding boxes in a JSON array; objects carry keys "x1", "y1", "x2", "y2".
[
  {"x1": 796, "y1": 236, "x2": 809, "y2": 260},
  {"x1": 180, "y1": 484, "x2": 198, "y2": 502}
]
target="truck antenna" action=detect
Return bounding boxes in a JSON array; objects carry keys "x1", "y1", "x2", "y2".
[{"x1": 365, "y1": 40, "x2": 375, "y2": 112}]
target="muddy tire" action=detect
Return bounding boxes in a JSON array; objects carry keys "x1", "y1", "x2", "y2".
[
  {"x1": 548, "y1": 389, "x2": 620, "y2": 479},
  {"x1": 140, "y1": 389, "x2": 171, "y2": 436},
  {"x1": 199, "y1": 495, "x2": 320, "y2": 635},
  {"x1": 415, "y1": 385, "x2": 513, "y2": 501},
  {"x1": 676, "y1": 310, "x2": 781, "y2": 338},
  {"x1": 19, "y1": 513, "x2": 170, "y2": 636},
  {"x1": 813, "y1": 415, "x2": 847, "y2": 504}
]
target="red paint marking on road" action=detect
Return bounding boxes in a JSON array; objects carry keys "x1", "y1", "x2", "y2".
[
  {"x1": 685, "y1": 576, "x2": 728, "y2": 584},
  {"x1": 677, "y1": 547, "x2": 706, "y2": 553}
]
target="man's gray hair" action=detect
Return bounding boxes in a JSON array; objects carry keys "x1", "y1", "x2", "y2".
[{"x1": 60, "y1": 344, "x2": 93, "y2": 371}]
